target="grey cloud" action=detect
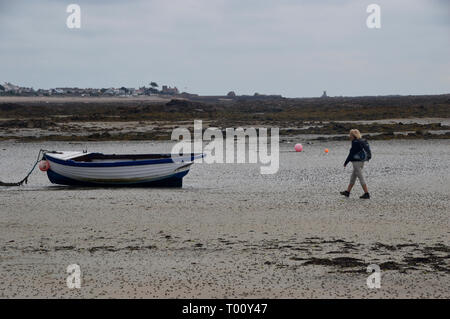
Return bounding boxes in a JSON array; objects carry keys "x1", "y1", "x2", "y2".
[{"x1": 0, "y1": 0, "x2": 449, "y2": 96}]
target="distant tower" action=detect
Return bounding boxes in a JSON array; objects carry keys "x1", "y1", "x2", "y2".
[{"x1": 321, "y1": 90, "x2": 328, "y2": 98}]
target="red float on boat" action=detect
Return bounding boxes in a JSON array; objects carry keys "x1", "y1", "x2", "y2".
[{"x1": 38, "y1": 160, "x2": 50, "y2": 172}]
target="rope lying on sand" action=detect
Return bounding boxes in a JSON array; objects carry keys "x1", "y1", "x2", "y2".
[{"x1": 0, "y1": 149, "x2": 47, "y2": 187}]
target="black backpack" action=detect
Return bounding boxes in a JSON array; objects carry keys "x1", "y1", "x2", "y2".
[{"x1": 358, "y1": 139, "x2": 372, "y2": 161}]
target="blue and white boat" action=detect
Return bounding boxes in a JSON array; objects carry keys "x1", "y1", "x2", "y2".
[{"x1": 42, "y1": 151, "x2": 203, "y2": 187}]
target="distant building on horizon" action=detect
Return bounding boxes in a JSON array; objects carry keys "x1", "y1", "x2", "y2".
[
  {"x1": 161, "y1": 85, "x2": 179, "y2": 95},
  {"x1": 2, "y1": 82, "x2": 20, "y2": 92},
  {"x1": 321, "y1": 90, "x2": 328, "y2": 98},
  {"x1": 1, "y1": 82, "x2": 35, "y2": 95}
]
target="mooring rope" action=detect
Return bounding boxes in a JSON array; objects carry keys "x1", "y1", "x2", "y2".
[{"x1": 0, "y1": 149, "x2": 48, "y2": 187}]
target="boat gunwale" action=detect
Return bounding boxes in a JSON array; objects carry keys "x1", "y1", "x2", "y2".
[{"x1": 44, "y1": 152, "x2": 204, "y2": 167}]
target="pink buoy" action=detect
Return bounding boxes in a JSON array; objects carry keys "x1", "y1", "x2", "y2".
[
  {"x1": 38, "y1": 160, "x2": 50, "y2": 172},
  {"x1": 294, "y1": 143, "x2": 303, "y2": 152}
]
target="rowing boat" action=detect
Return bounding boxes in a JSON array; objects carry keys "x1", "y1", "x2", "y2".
[{"x1": 41, "y1": 151, "x2": 203, "y2": 187}]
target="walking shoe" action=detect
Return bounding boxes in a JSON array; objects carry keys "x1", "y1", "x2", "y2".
[
  {"x1": 360, "y1": 193, "x2": 370, "y2": 199},
  {"x1": 340, "y1": 190, "x2": 350, "y2": 197}
]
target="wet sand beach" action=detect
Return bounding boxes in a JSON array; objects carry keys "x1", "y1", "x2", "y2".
[{"x1": 0, "y1": 140, "x2": 449, "y2": 298}]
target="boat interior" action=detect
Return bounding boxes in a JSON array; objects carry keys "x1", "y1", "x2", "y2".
[{"x1": 70, "y1": 153, "x2": 194, "y2": 163}]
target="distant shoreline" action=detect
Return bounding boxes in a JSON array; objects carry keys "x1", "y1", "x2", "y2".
[
  {"x1": 1, "y1": 94, "x2": 449, "y2": 142},
  {"x1": 0, "y1": 95, "x2": 172, "y2": 103}
]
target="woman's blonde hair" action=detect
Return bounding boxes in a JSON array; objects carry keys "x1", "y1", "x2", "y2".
[{"x1": 349, "y1": 129, "x2": 361, "y2": 139}]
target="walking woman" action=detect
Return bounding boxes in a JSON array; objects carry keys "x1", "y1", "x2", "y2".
[{"x1": 340, "y1": 129, "x2": 371, "y2": 199}]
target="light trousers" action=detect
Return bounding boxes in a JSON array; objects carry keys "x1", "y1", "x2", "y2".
[{"x1": 350, "y1": 161, "x2": 366, "y2": 186}]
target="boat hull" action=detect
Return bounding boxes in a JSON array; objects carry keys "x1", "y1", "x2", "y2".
[{"x1": 46, "y1": 169, "x2": 188, "y2": 187}]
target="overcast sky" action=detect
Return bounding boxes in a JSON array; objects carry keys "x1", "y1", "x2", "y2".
[{"x1": 0, "y1": 0, "x2": 449, "y2": 97}]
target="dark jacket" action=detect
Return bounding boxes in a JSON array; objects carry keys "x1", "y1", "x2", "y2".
[{"x1": 344, "y1": 139, "x2": 364, "y2": 166}]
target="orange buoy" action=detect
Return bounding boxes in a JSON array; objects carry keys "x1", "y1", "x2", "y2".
[
  {"x1": 39, "y1": 160, "x2": 50, "y2": 172},
  {"x1": 324, "y1": 148, "x2": 329, "y2": 153}
]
